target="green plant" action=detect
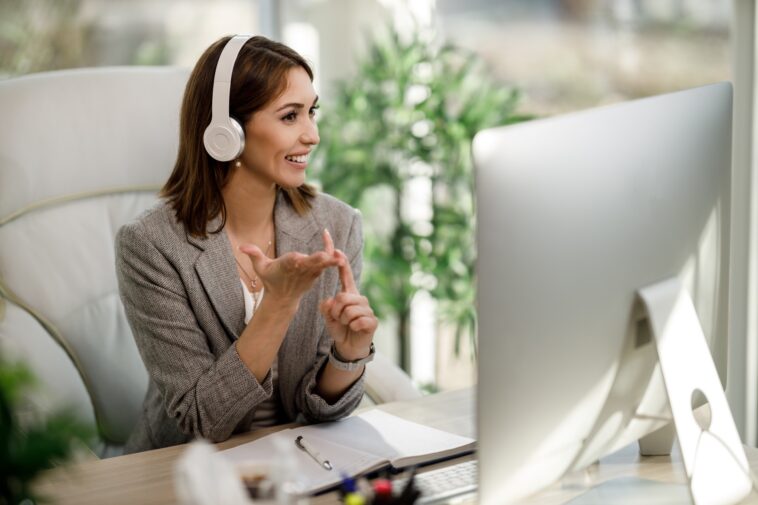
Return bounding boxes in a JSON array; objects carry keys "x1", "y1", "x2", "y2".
[
  {"x1": 312, "y1": 25, "x2": 532, "y2": 369},
  {"x1": 0, "y1": 356, "x2": 93, "y2": 505}
]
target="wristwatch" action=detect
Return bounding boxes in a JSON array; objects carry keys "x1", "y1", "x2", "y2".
[{"x1": 328, "y1": 342, "x2": 375, "y2": 371}]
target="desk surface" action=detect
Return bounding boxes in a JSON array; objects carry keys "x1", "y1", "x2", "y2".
[
  {"x1": 35, "y1": 388, "x2": 475, "y2": 505},
  {"x1": 522, "y1": 443, "x2": 758, "y2": 505},
  {"x1": 35, "y1": 388, "x2": 758, "y2": 504}
]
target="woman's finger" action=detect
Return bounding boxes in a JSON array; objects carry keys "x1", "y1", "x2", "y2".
[
  {"x1": 339, "y1": 304, "x2": 373, "y2": 326},
  {"x1": 322, "y1": 229, "x2": 335, "y2": 256},
  {"x1": 336, "y1": 250, "x2": 357, "y2": 294},
  {"x1": 239, "y1": 244, "x2": 268, "y2": 275},
  {"x1": 301, "y1": 250, "x2": 340, "y2": 273},
  {"x1": 319, "y1": 299, "x2": 336, "y2": 321},
  {"x1": 348, "y1": 315, "x2": 378, "y2": 334},
  {"x1": 329, "y1": 292, "x2": 366, "y2": 321}
]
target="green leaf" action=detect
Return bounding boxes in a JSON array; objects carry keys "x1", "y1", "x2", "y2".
[{"x1": 0, "y1": 356, "x2": 94, "y2": 505}]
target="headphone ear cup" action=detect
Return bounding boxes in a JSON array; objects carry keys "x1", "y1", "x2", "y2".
[{"x1": 203, "y1": 117, "x2": 245, "y2": 162}]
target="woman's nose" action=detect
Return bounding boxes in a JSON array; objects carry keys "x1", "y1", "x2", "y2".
[{"x1": 301, "y1": 120, "x2": 320, "y2": 146}]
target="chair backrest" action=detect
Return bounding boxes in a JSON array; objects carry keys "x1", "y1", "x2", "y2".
[{"x1": 0, "y1": 67, "x2": 189, "y2": 456}]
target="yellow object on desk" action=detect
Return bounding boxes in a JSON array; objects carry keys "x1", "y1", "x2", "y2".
[{"x1": 343, "y1": 492, "x2": 366, "y2": 505}]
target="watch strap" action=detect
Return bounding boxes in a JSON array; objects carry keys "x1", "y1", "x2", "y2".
[{"x1": 328, "y1": 342, "x2": 375, "y2": 371}]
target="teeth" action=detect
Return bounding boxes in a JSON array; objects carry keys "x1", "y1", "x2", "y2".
[{"x1": 285, "y1": 154, "x2": 308, "y2": 163}]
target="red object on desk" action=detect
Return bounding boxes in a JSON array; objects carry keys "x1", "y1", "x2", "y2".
[{"x1": 372, "y1": 478, "x2": 393, "y2": 504}]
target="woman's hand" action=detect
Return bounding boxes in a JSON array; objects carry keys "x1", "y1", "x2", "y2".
[
  {"x1": 239, "y1": 230, "x2": 340, "y2": 305},
  {"x1": 319, "y1": 248, "x2": 378, "y2": 362}
]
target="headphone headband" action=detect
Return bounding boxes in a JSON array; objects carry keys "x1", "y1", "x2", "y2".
[
  {"x1": 210, "y1": 35, "x2": 251, "y2": 123},
  {"x1": 204, "y1": 34, "x2": 252, "y2": 162}
]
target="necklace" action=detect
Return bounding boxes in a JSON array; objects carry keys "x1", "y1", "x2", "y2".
[{"x1": 235, "y1": 237, "x2": 273, "y2": 311}]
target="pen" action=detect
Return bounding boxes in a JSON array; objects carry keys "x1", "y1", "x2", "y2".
[
  {"x1": 295, "y1": 435, "x2": 333, "y2": 471},
  {"x1": 397, "y1": 466, "x2": 420, "y2": 505}
]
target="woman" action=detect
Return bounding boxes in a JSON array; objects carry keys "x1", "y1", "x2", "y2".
[{"x1": 116, "y1": 35, "x2": 378, "y2": 453}]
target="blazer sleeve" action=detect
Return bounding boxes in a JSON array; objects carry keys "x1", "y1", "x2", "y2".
[
  {"x1": 115, "y1": 221, "x2": 274, "y2": 443},
  {"x1": 295, "y1": 209, "x2": 367, "y2": 422}
]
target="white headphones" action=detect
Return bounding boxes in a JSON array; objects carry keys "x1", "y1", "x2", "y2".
[{"x1": 203, "y1": 35, "x2": 252, "y2": 162}]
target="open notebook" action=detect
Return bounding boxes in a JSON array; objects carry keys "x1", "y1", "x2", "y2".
[{"x1": 216, "y1": 409, "x2": 476, "y2": 495}]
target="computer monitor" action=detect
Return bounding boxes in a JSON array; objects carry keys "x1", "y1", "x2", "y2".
[{"x1": 473, "y1": 83, "x2": 743, "y2": 504}]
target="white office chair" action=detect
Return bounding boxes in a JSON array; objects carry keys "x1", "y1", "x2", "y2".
[{"x1": 0, "y1": 67, "x2": 419, "y2": 458}]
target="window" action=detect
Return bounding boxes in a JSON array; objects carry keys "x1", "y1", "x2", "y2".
[
  {"x1": 0, "y1": 0, "x2": 260, "y2": 77},
  {"x1": 436, "y1": 0, "x2": 732, "y2": 115}
]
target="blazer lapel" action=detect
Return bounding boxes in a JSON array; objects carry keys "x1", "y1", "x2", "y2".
[
  {"x1": 274, "y1": 190, "x2": 322, "y2": 257},
  {"x1": 189, "y1": 215, "x2": 246, "y2": 340}
]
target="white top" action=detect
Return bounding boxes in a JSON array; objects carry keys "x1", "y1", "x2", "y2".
[{"x1": 240, "y1": 279, "x2": 282, "y2": 427}]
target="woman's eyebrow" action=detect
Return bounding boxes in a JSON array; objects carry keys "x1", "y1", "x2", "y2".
[
  {"x1": 275, "y1": 96, "x2": 319, "y2": 112},
  {"x1": 276, "y1": 102, "x2": 303, "y2": 111}
]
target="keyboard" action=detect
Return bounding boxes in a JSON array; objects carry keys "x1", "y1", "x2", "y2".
[{"x1": 393, "y1": 460, "x2": 478, "y2": 504}]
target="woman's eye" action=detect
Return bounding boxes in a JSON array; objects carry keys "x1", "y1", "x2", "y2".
[
  {"x1": 283, "y1": 112, "x2": 297, "y2": 122},
  {"x1": 309, "y1": 105, "x2": 320, "y2": 118}
]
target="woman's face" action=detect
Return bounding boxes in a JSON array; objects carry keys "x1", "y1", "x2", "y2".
[{"x1": 239, "y1": 66, "x2": 320, "y2": 189}]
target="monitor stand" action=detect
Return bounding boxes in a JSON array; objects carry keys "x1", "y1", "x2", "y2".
[{"x1": 572, "y1": 278, "x2": 754, "y2": 505}]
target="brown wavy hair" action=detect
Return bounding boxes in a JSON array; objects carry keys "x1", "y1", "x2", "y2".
[{"x1": 162, "y1": 35, "x2": 317, "y2": 238}]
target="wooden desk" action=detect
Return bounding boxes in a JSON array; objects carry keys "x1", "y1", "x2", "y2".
[
  {"x1": 34, "y1": 387, "x2": 758, "y2": 504},
  {"x1": 34, "y1": 388, "x2": 475, "y2": 505}
]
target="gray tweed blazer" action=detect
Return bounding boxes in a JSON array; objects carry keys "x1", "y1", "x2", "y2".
[{"x1": 115, "y1": 190, "x2": 365, "y2": 453}]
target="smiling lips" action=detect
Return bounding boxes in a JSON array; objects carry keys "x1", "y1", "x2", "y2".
[{"x1": 285, "y1": 153, "x2": 309, "y2": 165}]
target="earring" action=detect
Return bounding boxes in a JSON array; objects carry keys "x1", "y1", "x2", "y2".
[{"x1": 234, "y1": 159, "x2": 242, "y2": 168}]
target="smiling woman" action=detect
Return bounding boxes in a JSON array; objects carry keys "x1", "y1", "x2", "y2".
[{"x1": 114, "y1": 35, "x2": 378, "y2": 454}]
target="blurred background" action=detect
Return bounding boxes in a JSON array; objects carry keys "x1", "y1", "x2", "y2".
[{"x1": 0, "y1": 0, "x2": 734, "y2": 393}]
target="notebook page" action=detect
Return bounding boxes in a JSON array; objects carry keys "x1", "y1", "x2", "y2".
[
  {"x1": 298, "y1": 410, "x2": 476, "y2": 467},
  {"x1": 216, "y1": 429, "x2": 385, "y2": 494}
]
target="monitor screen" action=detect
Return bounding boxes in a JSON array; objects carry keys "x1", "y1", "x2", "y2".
[{"x1": 473, "y1": 83, "x2": 733, "y2": 505}]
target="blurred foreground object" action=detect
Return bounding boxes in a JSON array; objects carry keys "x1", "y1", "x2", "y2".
[{"x1": 0, "y1": 356, "x2": 93, "y2": 505}]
